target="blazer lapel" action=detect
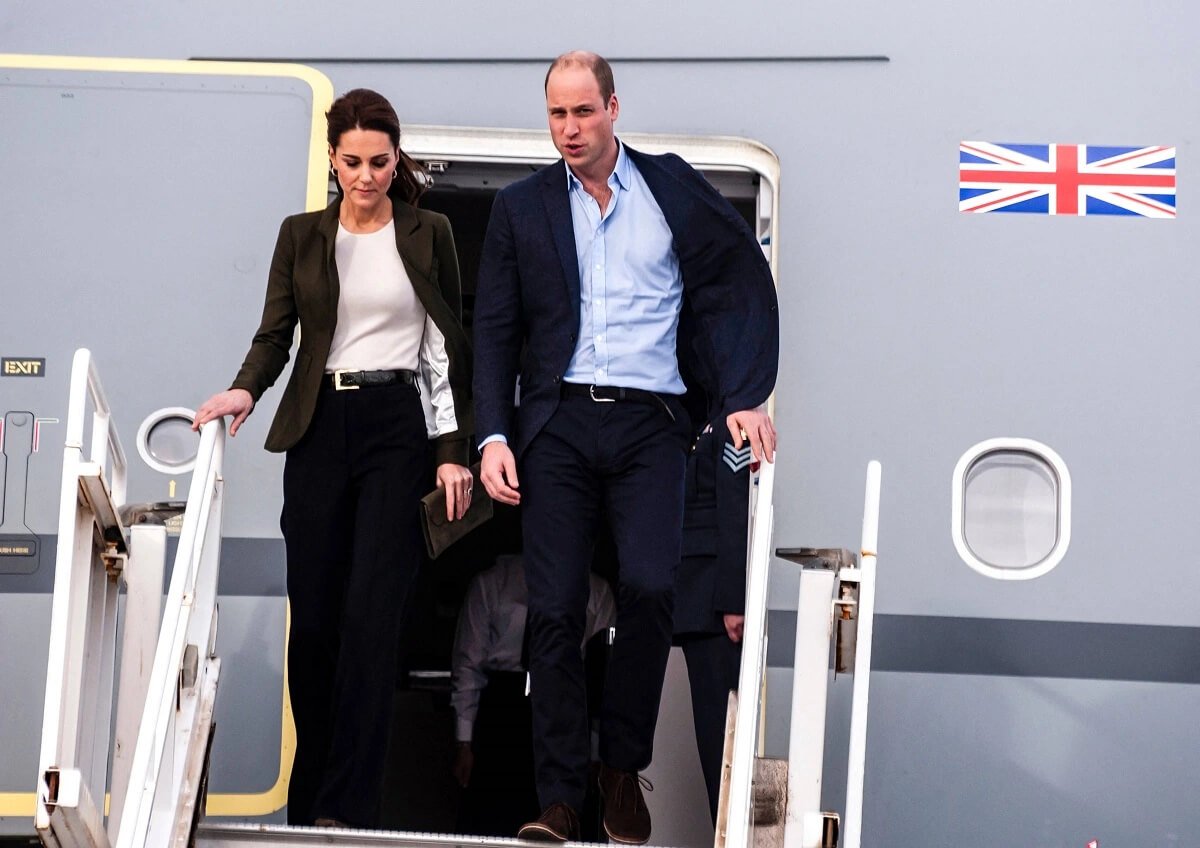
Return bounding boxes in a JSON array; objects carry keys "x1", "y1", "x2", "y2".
[
  {"x1": 318, "y1": 197, "x2": 435, "y2": 313},
  {"x1": 539, "y1": 162, "x2": 581, "y2": 313},
  {"x1": 317, "y1": 201, "x2": 342, "y2": 307},
  {"x1": 624, "y1": 146, "x2": 688, "y2": 233},
  {"x1": 392, "y1": 198, "x2": 438, "y2": 310}
]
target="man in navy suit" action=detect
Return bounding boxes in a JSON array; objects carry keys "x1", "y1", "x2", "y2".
[{"x1": 473, "y1": 51, "x2": 778, "y2": 844}]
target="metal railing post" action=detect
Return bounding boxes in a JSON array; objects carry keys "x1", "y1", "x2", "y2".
[
  {"x1": 114, "y1": 419, "x2": 225, "y2": 848},
  {"x1": 108, "y1": 523, "x2": 167, "y2": 842},
  {"x1": 36, "y1": 349, "x2": 129, "y2": 848},
  {"x1": 842, "y1": 462, "x2": 882, "y2": 848},
  {"x1": 723, "y1": 459, "x2": 776, "y2": 848}
]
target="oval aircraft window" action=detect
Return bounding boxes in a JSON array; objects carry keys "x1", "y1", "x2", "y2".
[
  {"x1": 951, "y1": 438, "x2": 1071, "y2": 580},
  {"x1": 137, "y1": 407, "x2": 199, "y2": 474}
]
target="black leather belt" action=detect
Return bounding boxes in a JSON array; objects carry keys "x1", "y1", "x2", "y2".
[
  {"x1": 561, "y1": 382, "x2": 677, "y2": 421},
  {"x1": 326, "y1": 369, "x2": 417, "y2": 390}
]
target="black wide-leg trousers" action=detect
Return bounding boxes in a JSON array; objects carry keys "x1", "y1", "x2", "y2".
[
  {"x1": 521, "y1": 393, "x2": 690, "y2": 812},
  {"x1": 281, "y1": 381, "x2": 428, "y2": 827}
]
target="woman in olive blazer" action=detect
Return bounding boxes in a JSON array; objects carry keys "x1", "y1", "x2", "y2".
[
  {"x1": 194, "y1": 89, "x2": 472, "y2": 829},
  {"x1": 228, "y1": 191, "x2": 472, "y2": 465}
]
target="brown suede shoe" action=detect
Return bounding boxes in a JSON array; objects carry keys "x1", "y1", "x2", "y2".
[
  {"x1": 598, "y1": 764, "x2": 653, "y2": 844},
  {"x1": 518, "y1": 802, "x2": 580, "y2": 842}
]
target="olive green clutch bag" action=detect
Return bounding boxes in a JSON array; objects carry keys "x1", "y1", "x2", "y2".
[{"x1": 420, "y1": 462, "x2": 493, "y2": 559}]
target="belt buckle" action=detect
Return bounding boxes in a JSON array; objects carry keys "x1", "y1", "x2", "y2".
[
  {"x1": 333, "y1": 369, "x2": 360, "y2": 391},
  {"x1": 589, "y1": 385, "x2": 615, "y2": 403}
]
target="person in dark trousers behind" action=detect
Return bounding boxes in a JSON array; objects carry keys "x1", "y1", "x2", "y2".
[
  {"x1": 450, "y1": 555, "x2": 615, "y2": 837},
  {"x1": 675, "y1": 421, "x2": 753, "y2": 822},
  {"x1": 473, "y1": 50, "x2": 778, "y2": 844}
]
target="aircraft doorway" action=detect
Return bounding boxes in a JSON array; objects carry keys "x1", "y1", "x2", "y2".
[{"x1": 353, "y1": 127, "x2": 780, "y2": 847}]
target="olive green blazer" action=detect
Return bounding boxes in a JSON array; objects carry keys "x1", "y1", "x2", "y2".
[{"x1": 230, "y1": 197, "x2": 472, "y2": 465}]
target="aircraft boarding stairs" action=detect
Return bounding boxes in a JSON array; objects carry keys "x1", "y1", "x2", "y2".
[{"x1": 34, "y1": 349, "x2": 882, "y2": 848}]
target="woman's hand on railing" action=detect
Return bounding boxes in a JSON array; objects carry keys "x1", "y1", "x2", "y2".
[{"x1": 192, "y1": 389, "x2": 253, "y2": 436}]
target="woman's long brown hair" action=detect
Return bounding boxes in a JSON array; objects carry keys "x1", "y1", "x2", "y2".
[{"x1": 326, "y1": 88, "x2": 428, "y2": 205}]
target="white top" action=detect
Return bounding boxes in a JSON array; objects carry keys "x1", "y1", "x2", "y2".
[
  {"x1": 326, "y1": 220, "x2": 426, "y2": 372},
  {"x1": 450, "y1": 555, "x2": 616, "y2": 742},
  {"x1": 325, "y1": 219, "x2": 460, "y2": 439}
]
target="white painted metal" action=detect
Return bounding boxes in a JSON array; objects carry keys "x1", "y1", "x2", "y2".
[
  {"x1": 89, "y1": 412, "x2": 112, "y2": 481},
  {"x1": 109, "y1": 523, "x2": 168, "y2": 842},
  {"x1": 401, "y1": 125, "x2": 781, "y2": 287},
  {"x1": 782, "y1": 566, "x2": 837, "y2": 848},
  {"x1": 135, "y1": 406, "x2": 199, "y2": 474},
  {"x1": 724, "y1": 459, "x2": 775, "y2": 848},
  {"x1": 842, "y1": 462, "x2": 882, "y2": 848},
  {"x1": 195, "y1": 822, "x2": 689, "y2": 847},
  {"x1": 950, "y1": 437, "x2": 1071, "y2": 581},
  {"x1": 114, "y1": 418, "x2": 225, "y2": 848},
  {"x1": 37, "y1": 348, "x2": 129, "y2": 845},
  {"x1": 76, "y1": 549, "x2": 120, "y2": 816},
  {"x1": 171, "y1": 658, "x2": 221, "y2": 848},
  {"x1": 40, "y1": 769, "x2": 110, "y2": 848}
]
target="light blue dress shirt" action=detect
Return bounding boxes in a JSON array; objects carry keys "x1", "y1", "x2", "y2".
[
  {"x1": 562, "y1": 143, "x2": 686, "y2": 394},
  {"x1": 481, "y1": 143, "x2": 685, "y2": 449}
]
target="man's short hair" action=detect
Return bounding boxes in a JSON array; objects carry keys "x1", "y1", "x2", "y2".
[{"x1": 544, "y1": 51, "x2": 615, "y2": 103}]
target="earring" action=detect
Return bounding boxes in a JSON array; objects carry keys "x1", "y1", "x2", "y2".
[
  {"x1": 330, "y1": 165, "x2": 337, "y2": 176},
  {"x1": 392, "y1": 169, "x2": 399, "y2": 179}
]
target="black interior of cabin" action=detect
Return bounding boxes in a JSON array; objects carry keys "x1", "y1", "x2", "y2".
[{"x1": 368, "y1": 169, "x2": 760, "y2": 834}]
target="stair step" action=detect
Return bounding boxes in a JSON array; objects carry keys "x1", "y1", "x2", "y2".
[{"x1": 196, "y1": 823, "x2": 686, "y2": 848}]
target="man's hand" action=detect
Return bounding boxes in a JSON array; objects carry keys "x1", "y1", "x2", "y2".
[
  {"x1": 436, "y1": 463, "x2": 474, "y2": 521},
  {"x1": 453, "y1": 741, "x2": 474, "y2": 788},
  {"x1": 726, "y1": 407, "x2": 776, "y2": 464},
  {"x1": 480, "y1": 441, "x2": 521, "y2": 505},
  {"x1": 723, "y1": 614, "x2": 745, "y2": 644},
  {"x1": 193, "y1": 388, "x2": 254, "y2": 436}
]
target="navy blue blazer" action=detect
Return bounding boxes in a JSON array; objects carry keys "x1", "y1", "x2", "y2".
[{"x1": 473, "y1": 144, "x2": 779, "y2": 457}]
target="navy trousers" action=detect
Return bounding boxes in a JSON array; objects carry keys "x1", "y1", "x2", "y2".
[
  {"x1": 680, "y1": 633, "x2": 741, "y2": 821},
  {"x1": 459, "y1": 671, "x2": 539, "y2": 836},
  {"x1": 521, "y1": 392, "x2": 690, "y2": 811},
  {"x1": 281, "y1": 381, "x2": 429, "y2": 827}
]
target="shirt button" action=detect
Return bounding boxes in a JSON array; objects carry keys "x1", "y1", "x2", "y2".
[{"x1": 553, "y1": 375, "x2": 561, "y2": 384}]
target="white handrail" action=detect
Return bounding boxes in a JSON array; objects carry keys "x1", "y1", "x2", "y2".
[
  {"x1": 62, "y1": 349, "x2": 128, "y2": 500},
  {"x1": 724, "y1": 458, "x2": 776, "y2": 848},
  {"x1": 114, "y1": 418, "x2": 225, "y2": 848},
  {"x1": 37, "y1": 348, "x2": 129, "y2": 839},
  {"x1": 842, "y1": 461, "x2": 882, "y2": 848}
]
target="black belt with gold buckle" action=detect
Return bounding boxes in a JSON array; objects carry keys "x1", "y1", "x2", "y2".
[{"x1": 327, "y1": 369, "x2": 417, "y2": 391}]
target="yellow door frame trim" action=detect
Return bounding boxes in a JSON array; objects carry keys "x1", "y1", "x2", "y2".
[
  {"x1": 0, "y1": 52, "x2": 330, "y2": 820},
  {"x1": 0, "y1": 53, "x2": 333, "y2": 213}
]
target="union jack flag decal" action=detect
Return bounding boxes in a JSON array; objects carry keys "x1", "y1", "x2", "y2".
[{"x1": 959, "y1": 141, "x2": 1176, "y2": 218}]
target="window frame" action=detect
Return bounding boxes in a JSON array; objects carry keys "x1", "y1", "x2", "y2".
[{"x1": 951, "y1": 437, "x2": 1072, "y2": 580}]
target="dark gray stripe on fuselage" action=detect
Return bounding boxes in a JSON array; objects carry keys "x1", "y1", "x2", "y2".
[
  {"x1": 767, "y1": 610, "x2": 1200, "y2": 683},
  {"x1": 8, "y1": 546, "x2": 1198, "y2": 683},
  {"x1": 0, "y1": 536, "x2": 286, "y2": 595}
]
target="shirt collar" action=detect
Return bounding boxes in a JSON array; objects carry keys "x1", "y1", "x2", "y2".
[{"x1": 566, "y1": 140, "x2": 630, "y2": 193}]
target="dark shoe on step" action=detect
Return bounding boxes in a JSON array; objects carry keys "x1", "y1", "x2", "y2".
[
  {"x1": 598, "y1": 764, "x2": 653, "y2": 844},
  {"x1": 519, "y1": 802, "x2": 580, "y2": 842}
]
